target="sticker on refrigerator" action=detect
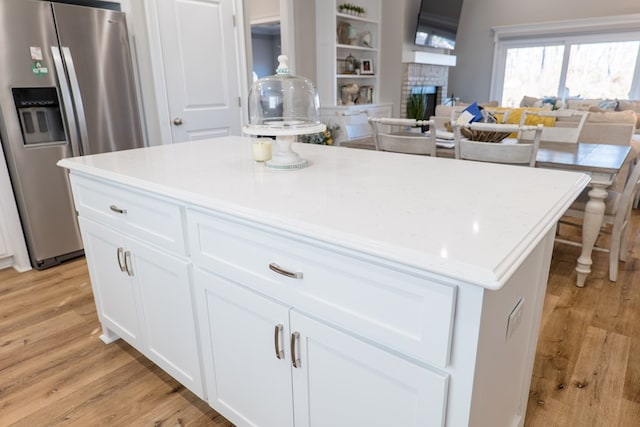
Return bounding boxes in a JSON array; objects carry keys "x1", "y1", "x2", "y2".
[
  {"x1": 30, "y1": 47, "x2": 43, "y2": 60},
  {"x1": 32, "y1": 61, "x2": 49, "y2": 76}
]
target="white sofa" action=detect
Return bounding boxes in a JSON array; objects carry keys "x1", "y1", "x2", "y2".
[
  {"x1": 520, "y1": 96, "x2": 640, "y2": 135},
  {"x1": 434, "y1": 104, "x2": 638, "y2": 149}
]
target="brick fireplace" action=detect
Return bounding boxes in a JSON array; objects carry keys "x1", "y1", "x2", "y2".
[{"x1": 401, "y1": 63, "x2": 451, "y2": 120}]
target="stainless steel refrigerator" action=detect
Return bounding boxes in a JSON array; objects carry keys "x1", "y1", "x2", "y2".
[{"x1": 0, "y1": 0, "x2": 144, "y2": 269}]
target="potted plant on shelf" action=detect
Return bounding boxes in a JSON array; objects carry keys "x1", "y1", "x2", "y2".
[{"x1": 338, "y1": 3, "x2": 365, "y2": 16}]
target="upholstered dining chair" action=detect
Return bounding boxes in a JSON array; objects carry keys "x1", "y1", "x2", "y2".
[
  {"x1": 368, "y1": 118, "x2": 437, "y2": 156},
  {"x1": 555, "y1": 157, "x2": 640, "y2": 281},
  {"x1": 452, "y1": 122, "x2": 543, "y2": 167},
  {"x1": 519, "y1": 110, "x2": 589, "y2": 144}
]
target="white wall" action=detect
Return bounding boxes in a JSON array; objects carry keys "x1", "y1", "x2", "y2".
[
  {"x1": 0, "y1": 150, "x2": 30, "y2": 271},
  {"x1": 249, "y1": 0, "x2": 279, "y2": 23},
  {"x1": 451, "y1": 0, "x2": 640, "y2": 103},
  {"x1": 378, "y1": 0, "x2": 406, "y2": 115},
  {"x1": 293, "y1": 0, "x2": 316, "y2": 82}
]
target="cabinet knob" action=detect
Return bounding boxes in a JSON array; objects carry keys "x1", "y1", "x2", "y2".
[{"x1": 173, "y1": 117, "x2": 184, "y2": 126}]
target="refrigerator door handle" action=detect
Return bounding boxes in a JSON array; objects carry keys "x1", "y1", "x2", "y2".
[
  {"x1": 61, "y1": 47, "x2": 91, "y2": 156},
  {"x1": 51, "y1": 46, "x2": 82, "y2": 157}
]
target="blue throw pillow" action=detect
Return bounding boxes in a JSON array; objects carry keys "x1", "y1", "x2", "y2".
[{"x1": 462, "y1": 102, "x2": 483, "y2": 123}]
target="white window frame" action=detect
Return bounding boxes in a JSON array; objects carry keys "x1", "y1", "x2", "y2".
[{"x1": 490, "y1": 14, "x2": 640, "y2": 104}]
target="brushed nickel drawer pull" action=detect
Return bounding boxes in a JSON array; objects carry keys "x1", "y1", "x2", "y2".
[
  {"x1": 274, "y1": 324, "x2": 284, "y2": 360},
  {"x1": 109, "y1": 205, "x2": 127, "y2": 214},
  {"x1": 290, "y1": 331, "x2": 301, "y2": 368},
  {"x1": 116, "y1": 247, "x2": 126, "y2": 272},
  {"x1": 269, "y1": 263, "x2": 303, "y2": 279},
  {"x1": 124, "y1": 251, "x2": 134, "y2": 276}
]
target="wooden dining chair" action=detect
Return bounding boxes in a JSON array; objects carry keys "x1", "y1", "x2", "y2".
[
  {"x1": 555, "y1": 158, "x2": 640, "y2": 281},
  {"x1": 519, "y1": 110, "x2": 589, "y2": 144},
  {"x1": 452, "y1": 122, "x2": 543, "y2": 166},
  {"x1": 368, "y1": 118, "x2": 437, "y2": 156}
]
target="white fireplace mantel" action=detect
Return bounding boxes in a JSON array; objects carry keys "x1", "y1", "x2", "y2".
[{"x1": 402, "y1": 51, "x2": 457, "y2": 67}]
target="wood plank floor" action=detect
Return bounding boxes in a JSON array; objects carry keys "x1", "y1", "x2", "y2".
[
  {"x1": 525, "y1": 208, "x2": 640, "y2": 426},
  {"x1": 0, "y1": 258, "x2": 232, "y2": 426},
  {"x1": 0, "y1": 210, "x2": 639, "y2": 426}
]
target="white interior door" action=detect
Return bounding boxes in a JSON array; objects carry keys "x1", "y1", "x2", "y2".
[{"x1": 156, "y1": 0, "x2": 243, "y2": 142}]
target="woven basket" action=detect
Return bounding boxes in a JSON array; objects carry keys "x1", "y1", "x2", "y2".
[{"x1": 444, "y1": 122, "x2": 511, "y2": 143}]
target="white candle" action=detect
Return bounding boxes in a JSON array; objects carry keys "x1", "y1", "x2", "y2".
[{"x1": 252, "y1": 140, "x2": 272, "y2": 162}]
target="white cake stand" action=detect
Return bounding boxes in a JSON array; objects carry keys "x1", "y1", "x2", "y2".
[{"x1": 243, "y1": 123, "x2": 326, "y2": 170}]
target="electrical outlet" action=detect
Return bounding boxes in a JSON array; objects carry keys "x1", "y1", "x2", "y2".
[{"x1": 506, "y1": 298, "x2": 524, "y2": 340}]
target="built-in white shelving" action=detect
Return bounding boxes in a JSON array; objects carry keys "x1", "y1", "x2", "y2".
[
  {"x1": 315, "y1": 0, "x2": 382, "y2": 106},
  {"x1": 315, "y1": 0, "x2": 391, "y2": 145}
]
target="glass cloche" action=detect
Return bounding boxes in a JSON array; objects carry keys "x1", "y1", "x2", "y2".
[{"x1": 244, "y1": 55, "x2": 325, "y2": 170}]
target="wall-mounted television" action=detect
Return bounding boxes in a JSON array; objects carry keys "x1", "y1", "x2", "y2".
[{"x1": 414, "y1": 0, "x2": 464, "y2": 50}]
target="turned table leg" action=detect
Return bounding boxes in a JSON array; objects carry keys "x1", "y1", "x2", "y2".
[{"x1": 575, "y1": 183, "x2": 608, "y2": 287}]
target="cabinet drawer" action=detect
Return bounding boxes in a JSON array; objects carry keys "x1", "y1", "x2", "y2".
[
  {"x1": 70, "y1": 174, "x2": 186, "y2": 255},
  {"x1": 187, "y1": 209, "x2": 456, "y2": 368}
]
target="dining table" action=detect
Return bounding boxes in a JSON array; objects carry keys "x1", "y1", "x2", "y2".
[
  {"x1": 437, "y1": 140, "x2": 632, "y2": 287},
  {"x1": 536, "y1": 142, "x2": 632, "y2": 286}
]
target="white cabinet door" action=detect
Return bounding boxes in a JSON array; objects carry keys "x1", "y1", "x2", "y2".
[
  {"x1": 79, "y1": 217, "x2": 142, "y2": 349},
  {"x1": 194, "y1": 267, "x2": 295, "y2": 427},
  {"x1": 155, "y1": 0, "x2": 243, "y2": 141},
  {"x1": 128, "y1": 238, "x2": 202, "y2": 398},
  {"x1": 194, "y1": 264, "x2": 449, "y2": 427},
  {"x1": 79, "y1": 216, "x2": 203, "y2": 397},
  {"x1": 291, "y1": 310, "x2": 449, "y2": 427}
]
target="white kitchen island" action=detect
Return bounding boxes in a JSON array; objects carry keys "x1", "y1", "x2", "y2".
[{"x1": 59, "y1": 136, "x2": 589, "y2": 427}]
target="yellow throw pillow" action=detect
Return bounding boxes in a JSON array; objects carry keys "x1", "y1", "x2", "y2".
[
  {"x1": 492, "y1": 107, "x2": 556, "y2": 126},
  {"x1": 491, "y1": 107, "x2": 556, "y2": 136}
]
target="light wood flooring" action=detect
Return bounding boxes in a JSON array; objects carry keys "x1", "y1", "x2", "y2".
[
  {"x1": 1, "y1": 210, "x2": 639, "y2": 426},
  {"x1": 525, "y1": 208, "x2": 640, "y2": 426}
]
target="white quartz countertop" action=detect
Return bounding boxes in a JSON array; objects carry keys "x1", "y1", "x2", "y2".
[{"x1": 58, "y1": 136, "x2": 589, "y2": 290}]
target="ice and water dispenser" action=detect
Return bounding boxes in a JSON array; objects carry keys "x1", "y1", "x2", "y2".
[{"x1": 12, "y1": 87, "x2": 66, "y2": 145}]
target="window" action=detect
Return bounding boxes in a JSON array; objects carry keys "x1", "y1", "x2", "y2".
[
  {"x1": 501, "y1": 45, "x2": 564, "y2": 107},
  {"x1": 490, "y1": 16, "x2": 640, "y2": 107},
  {"x1": 565, "y1": 41, "x2": 639, "y2": 99}
]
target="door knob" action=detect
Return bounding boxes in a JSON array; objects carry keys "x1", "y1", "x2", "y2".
[{"x1": 173, "y1": 117, "x2": 183, "y2": 126}]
